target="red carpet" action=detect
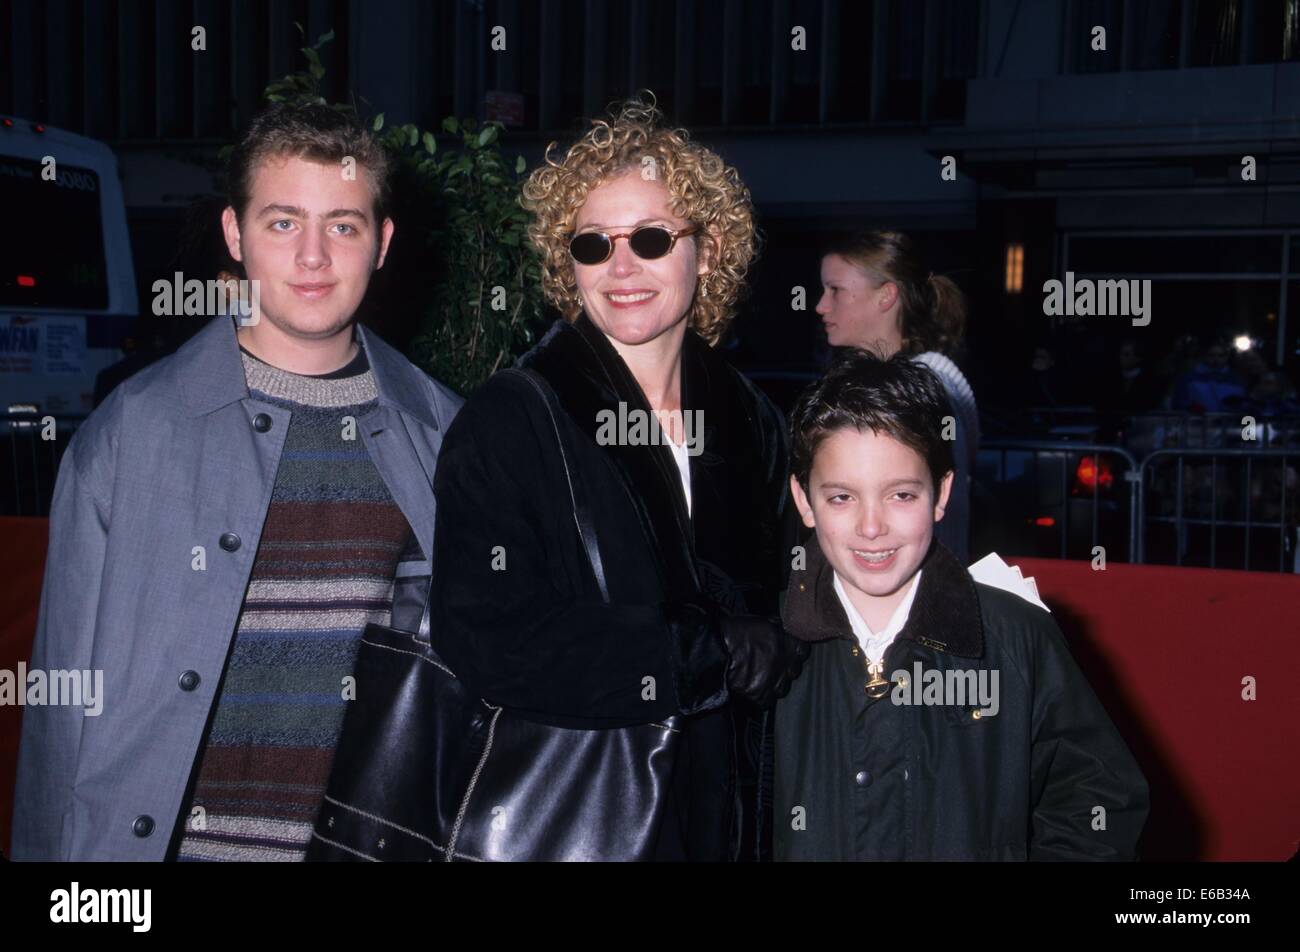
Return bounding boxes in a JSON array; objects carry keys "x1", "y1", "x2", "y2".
[
  {"x1": 2, "y1": 515, "x2": 1296, "y2": 860},
  {"x1": 1010, "y1": 557, "x2": 1300, "y2": 861}
]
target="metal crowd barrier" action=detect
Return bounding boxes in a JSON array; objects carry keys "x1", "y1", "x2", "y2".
[
  {"x1": 1124, "y1": 413, "x2": 1300, "y2": 454},
  {"x1": 977, "y1": 441, "x2": 1141, "y2": 562},
  {"x1": 978, "y1": 438, "x2": 1297, "y2": 573},
  {"x1": 2, "y1": 411, "x2": 85, "y2": 517},
  {"x1": 1137, "y1": 448, "x2": 1296, "y2": 572}
]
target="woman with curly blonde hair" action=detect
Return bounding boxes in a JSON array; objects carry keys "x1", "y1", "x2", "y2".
[{"x1": 431, "y1": 97, "x2": 807, "y2": 861}]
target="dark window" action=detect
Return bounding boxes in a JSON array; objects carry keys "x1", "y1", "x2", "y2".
[
  {"x1": 737, "y1": 0, "x2": 772, "y2": 124},
  {"x1": 829, "y1": 0, "x2": 874, "y2": 122},
  {"x1": 935, "y1": 0, "x2": 979, "y2": 120},
  {"x1": 1131, "y1": 0, "x2": 1182, "y2": 69},
  {"x1": 780, "y1": 3, "x2": 820, "y2": 124},
  {"x1": 645, "y1": 0, "x2": 677, "y2": 122},
  {"x1": 881, "y1": 0, "x2": 924, "y2": 120},
  {"x1": 1190, "y1": 0, "x2": 1243, "y2": 66},
  {"x1": 602, "y1": 0, "x2": 632, "y2": 112},
  {"x1": 1251, "y1": 0, "x2": 1300, "y2": 62},
  {"x1": 1069, "y1": 235, "x2": 1283, "y2": 275},
  {"x1": 0, "y1": 158, "x2": 108, "y2": 310},
  {"x1": 693, "y1": 0, "x2": 724, "y2": 126},
  {"x1": 431, "y1": 0, "x2": 456, "y2": 126}
]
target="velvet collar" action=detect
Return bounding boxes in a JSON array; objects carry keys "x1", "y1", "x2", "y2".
[{"x1": 517, "y1": 314, "x2": 723, "y2": 601}]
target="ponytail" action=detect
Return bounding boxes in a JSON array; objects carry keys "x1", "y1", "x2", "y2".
[
  {"x1": 824, "y1": 230, "x2": 967, "y2": 359},
  {"x1": 927, "y1": 272, "x2": 967, "y2": 358}
]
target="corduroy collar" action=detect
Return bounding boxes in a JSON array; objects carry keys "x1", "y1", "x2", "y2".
[{"x1": 782, "y1": 532, "x2": 984, "y2": 660}]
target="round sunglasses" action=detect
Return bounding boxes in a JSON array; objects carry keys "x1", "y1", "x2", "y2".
[{"x1": 569, "y1": 224, "x2": 699, "y2": 266}]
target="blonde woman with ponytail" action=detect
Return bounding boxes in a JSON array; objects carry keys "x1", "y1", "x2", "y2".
[{"x1": 814, "y1": 230, "x2": 979, "y2": 561}]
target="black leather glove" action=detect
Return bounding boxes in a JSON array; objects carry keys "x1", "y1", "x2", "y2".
[{"x1": 719, "y1": 614, "x2": 810, "y2": 709}]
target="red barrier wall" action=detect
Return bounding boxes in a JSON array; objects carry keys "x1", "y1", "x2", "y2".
[
  {"x1": 2, "y1": 516, "x2": 1296, "y2": 860},
  {"x1": 1010, "y1": 557, "x2": 1300, "y2": 861},
  {"x1": 0, "y1": 517, "x2": 49, "y2": 858}
]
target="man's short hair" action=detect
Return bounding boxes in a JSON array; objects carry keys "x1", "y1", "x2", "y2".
[
  {"x1": 225, "y1": 102, "x2": 392, "y2": 226},
  {"x1": 790, "y1": 350, "x2": 956, "y2": 495}
]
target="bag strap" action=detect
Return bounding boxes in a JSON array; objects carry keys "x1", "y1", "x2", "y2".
[
  {"x1": 416, "y1": 368, "x2": 611, "y2": 642},
  {"x1": 500, "y1": 368, "x2": 610, "y2": 604}
]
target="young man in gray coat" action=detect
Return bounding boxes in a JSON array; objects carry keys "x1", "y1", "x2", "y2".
[{"x1": 12, "y1": 103, "x2": 461, "y2": 861}]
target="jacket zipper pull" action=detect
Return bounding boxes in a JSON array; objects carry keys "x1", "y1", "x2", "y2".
[{"x1": 864, "y1": 655, "x2": 892, "y2": 699}]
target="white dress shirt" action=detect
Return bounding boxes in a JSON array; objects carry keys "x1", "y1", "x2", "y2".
[{"x1": 832, "y1": 569, "x2": 923, "y2": 666}]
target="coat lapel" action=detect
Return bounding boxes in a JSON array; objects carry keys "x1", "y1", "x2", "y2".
[{"x1": 518, "y1": 315, "x2": 701, "y2": 599}]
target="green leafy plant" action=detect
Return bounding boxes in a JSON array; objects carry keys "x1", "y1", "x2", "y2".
[{"x1": 245, "y1": 25, "x2": 546, "y2": 394}]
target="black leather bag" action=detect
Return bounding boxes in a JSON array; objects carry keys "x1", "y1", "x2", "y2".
[{"x1": 306, "y1": 369, "x2": 681, "y2": 862}]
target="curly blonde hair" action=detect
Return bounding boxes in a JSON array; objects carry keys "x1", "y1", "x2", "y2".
[{"x1": 520, "y1": 95, "x2": 758, "y2": 345}]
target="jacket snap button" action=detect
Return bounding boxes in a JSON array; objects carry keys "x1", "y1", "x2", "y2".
[
  {"x1": 253, "y1": 413, "x2": 273, "y2": 433},
  {"x1": 972, "y1": 709, "x2": 982, "y2": 720},
  {"x1": 132, "y1": 815, "x2": 155, "y2": 837},
  {"x1": 178, "y1": 670, "x2": 201, "y2": 691},
  {"x1": 219, "y1": 532, "x2": 241, "y2": 552},
  {"x1": 854, "y1": 771, "x2": 872, "y2": 787}
]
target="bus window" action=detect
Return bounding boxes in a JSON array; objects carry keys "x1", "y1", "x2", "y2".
[{"x1": 0, "y1": 157, "x2": 109, "y2": 310}]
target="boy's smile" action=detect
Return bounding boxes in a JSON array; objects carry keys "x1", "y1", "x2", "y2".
[{"x1": 791, "y1": 427, "x2": 953, "y2": 632}]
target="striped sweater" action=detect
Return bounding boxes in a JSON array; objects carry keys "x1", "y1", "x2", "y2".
[{"x1": 175, "y1": 345, "x2": 416, "y2": 861}]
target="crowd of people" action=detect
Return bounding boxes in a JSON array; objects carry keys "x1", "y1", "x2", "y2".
[{"x1": 1021, "y1": 332, "x2": 1300, "y2": 423}]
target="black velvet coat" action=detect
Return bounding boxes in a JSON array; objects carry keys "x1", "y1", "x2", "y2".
[{"x1": 430, "y1": 314, "x2": 794, "y2": 860}]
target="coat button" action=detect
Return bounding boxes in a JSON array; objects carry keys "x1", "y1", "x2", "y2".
[
  {"x1": 178, "y1": 670, "x2": 201, "y2": 692},
  {"x1": 219, "y1": 532, "x2": 241, "y2": 552},
  {"x1": 972, "y1": 709, "x2": 983, "y2": 720},
  {"x1": 253, "y1": 413, "x2": 273, "y2": 433},
  {"x1": 132, "y1": 815, "x2": 155, "y2": 838},
  {"x1": 854, "y1": 770, "x2": 872, "y2": 787}
]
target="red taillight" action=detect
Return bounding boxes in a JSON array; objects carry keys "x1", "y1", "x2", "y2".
[
  {"x1": 17, "y1": 275, "x2": 36, "y2": 287},
  {"x1": 1075, "y1": 456, "x2": 1114, "y2": 491},
  {"x1": 1034, "y1": 516, "x2": 1056, "y2": 527}
]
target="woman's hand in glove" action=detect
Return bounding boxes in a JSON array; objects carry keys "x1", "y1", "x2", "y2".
[{"x1": 719, "y1": 615, "x2": 811, "y2": 709}]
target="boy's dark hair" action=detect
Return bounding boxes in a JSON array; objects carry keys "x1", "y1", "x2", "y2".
[
  {"x1": 225, "y1": 102, "x2": 392, "y2": 226},
  {"x1": 790, "y1": 350, "x2": 956, "y2": 495}
]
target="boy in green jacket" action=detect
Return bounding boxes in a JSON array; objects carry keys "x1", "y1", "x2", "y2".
[{"x1": 774, "y1": 351, "x2": 1148, "y2": 861}]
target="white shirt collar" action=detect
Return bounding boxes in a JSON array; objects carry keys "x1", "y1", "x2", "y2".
[{"x1": 831, "y1": 569, "x2": 923, "y2": 665}]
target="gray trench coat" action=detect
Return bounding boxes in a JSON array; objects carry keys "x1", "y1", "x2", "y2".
[{"x1": 11, "y1": 315, "x2": 461, "y2": 860}]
